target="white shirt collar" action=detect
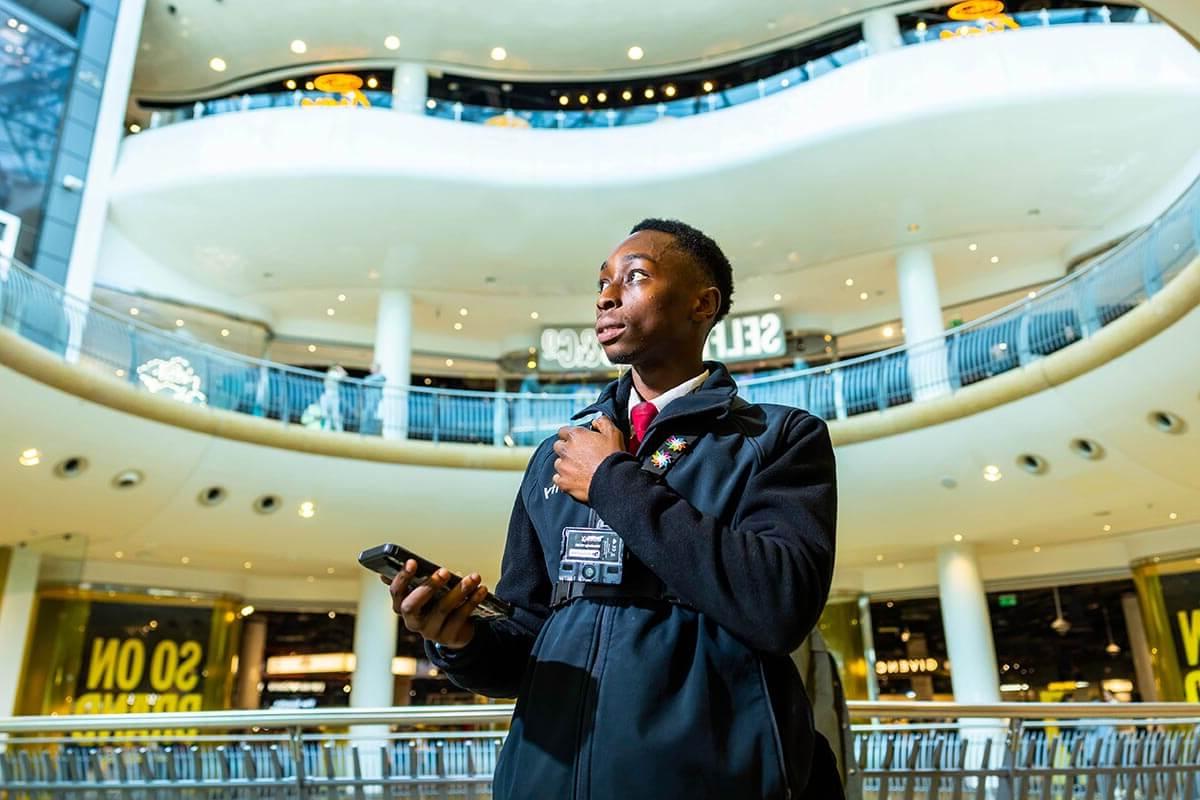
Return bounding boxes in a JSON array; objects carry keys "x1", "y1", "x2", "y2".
[{"x1": 628, "y1": 370, "x2": 710, "y2": 422}]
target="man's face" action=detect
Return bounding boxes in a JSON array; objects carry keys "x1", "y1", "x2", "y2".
[{"x1": 594, "y1": 230, "x2": 715, "y2": 366}]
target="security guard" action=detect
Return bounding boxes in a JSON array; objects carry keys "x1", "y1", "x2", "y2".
[{"x1": 386, "y1": 219, "x2": 840, "y2": 799}]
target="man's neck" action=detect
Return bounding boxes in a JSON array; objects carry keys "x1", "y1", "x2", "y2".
[{"x1": 631, "y1": 359, "x2": 706, "y2": 402}]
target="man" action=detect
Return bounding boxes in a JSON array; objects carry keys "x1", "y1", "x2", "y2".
[{"x1": 386, "y1": 219, "x2": 839, "y2": 799}]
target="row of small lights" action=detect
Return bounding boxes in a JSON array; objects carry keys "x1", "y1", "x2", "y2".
[{"x1": 209, "y1": 39, "x2": 651, "y2": 77}]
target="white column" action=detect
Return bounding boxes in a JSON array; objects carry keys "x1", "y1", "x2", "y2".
[
  {"x1": 392, "y1": 63, "x2": 428, "y2": 114},
  {"x1": 373, "y1": 290, "x2": 412, "y2": 438},
  {"x1": 0, "y1": 547, "x2": 40, "y2": 715},
  {"x1": 863, "y1": 10, "x2": 902, "y2": 54},
  {"x1": 235, "y1": 616, "x2": 268, "y2": 709},
  {"x1": 62, "y1": 0, "x2": 147, "y2": 363},
  {"x1": 351, "y1": 571, "x2": 399, "y2": 777},
  {"x1": 493, "y1": 376, "x2": 508, "y2": 446},
  {"x1": 937, "y1": 543, "x2": 1000, "y2": 704},
  {"x1": 897, "y1": 247, "x2": 949, "y2": 401},
  {"x1": 351, "y1": 571, "x2": 399, "y2": 709}
]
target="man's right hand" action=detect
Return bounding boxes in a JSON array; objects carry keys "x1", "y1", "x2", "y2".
[{"x1": 383, "y1": 560, "x2": 489, "y2": 650}]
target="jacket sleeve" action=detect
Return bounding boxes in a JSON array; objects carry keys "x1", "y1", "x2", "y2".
[
  {"x1": 425, "y1": 459, "x2": 552, "y2": 698},
  {"x1": 587, "y1": 411, "x2": 837, "y2": 655}
]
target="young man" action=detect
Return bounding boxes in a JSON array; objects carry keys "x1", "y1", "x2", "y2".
[{"x1": 386, "y1": 219, "x2": 839, "y2": 799}]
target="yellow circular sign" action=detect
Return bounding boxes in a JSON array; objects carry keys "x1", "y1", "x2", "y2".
[
  {"x1": 313, "y1": 73, "x2": 364, "y2": 93},
  {"x1": 947, "y1": 0, "x2": 1006, "y2": 20}
]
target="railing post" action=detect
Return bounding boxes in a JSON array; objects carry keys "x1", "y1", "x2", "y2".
[
  {"x1": 1015, "y1": 303, "x2": 1033, "y2": 367},
  {"x1": 1142, "y1": 221, "x2": 1164, "y2": 297},
  {"x1": 1074, "y1": 273, "x2": 1101, "y2": 338},
  {"x1": 127, "y1": 325, "x2": 138, "y2": 384},
  {"x1": 433, "y1": 394, "x2": 441, "y2": 444}
]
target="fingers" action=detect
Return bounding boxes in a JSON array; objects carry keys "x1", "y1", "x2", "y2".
[
  {"x1": 387, "y1": 560, "x2": 418, "y2": 614},
  {"x1": 592, "y1": 416, "x2": 616, "y2": 433},
  {"x1": 443, "y1": 585, "x2": 489, "y2": 639}
]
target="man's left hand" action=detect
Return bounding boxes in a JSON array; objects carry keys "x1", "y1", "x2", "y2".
[{"x1": 553, "y1": 417, "x2": 625, "y2": 503}]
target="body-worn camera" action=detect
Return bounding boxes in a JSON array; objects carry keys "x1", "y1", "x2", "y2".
[{"x1": 558, "y1": 527, "x2": 624, "y2": 585}]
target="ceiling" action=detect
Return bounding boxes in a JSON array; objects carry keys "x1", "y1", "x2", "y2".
[
  {"x1": 130, "y1": 0, "x2": 911, "y2": 100},
  {"x1": 1, "y1": 274, "x2": 1198, "y2": 600},
  {"x1": 103, "y1": 22, "x2": 1200, "y2": 355}
]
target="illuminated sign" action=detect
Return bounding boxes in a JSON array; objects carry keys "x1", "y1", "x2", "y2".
[
  {"x1": 539, "y1": 310, "x2": 786, "y2": 372},
  {"x1": 301, "y1": 73, "x2": 372, "y2": 108},
  {"x1": 265, "y1": 652, "x2": 420, "y2": 677},
  {"x1": 875, "y1": 658, "x2": 945, "y2": 675},
  {"x1": 940, "y1": 1, "x2": 1019, "y2": 39},
  {"x1": 702, "y1": 311, "x2": 786, "y2": 362},
  {"x1": 137, "y1": 357, "x2": 207, "y2": 404}
]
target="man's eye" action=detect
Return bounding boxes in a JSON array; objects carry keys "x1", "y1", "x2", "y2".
[
  {"x1": 597, "y1": 280, "x2": 609, "y2": 291},
  {"x1": 627, "y1": 271, "x2": 647, "y2": 283}
]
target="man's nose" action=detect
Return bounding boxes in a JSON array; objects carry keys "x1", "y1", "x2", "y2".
[{"x1": 596, "y1": 286, "x2": 619, "y2": 311}]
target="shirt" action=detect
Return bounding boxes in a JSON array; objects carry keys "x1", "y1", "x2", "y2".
[{"x1": 627, "y1": 370, "x2": 711, "y2": 424}]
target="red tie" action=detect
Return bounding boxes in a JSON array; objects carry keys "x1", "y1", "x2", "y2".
[{"x1": 629, "y1": 401, "x2": 659, "y2": 454}]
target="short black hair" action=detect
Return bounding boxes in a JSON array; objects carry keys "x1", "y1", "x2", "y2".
[{"x1": 630, "y1": 218, "x2": 734, "y2": 323}]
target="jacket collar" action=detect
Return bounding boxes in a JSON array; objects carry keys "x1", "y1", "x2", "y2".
[{"x1": 572, "y1": 361, "x2": 739, "y2": 432}]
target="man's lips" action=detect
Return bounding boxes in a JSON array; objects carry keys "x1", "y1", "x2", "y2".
[{"x1": 595, "y1": 320, "x2": 626, "y2": 345}]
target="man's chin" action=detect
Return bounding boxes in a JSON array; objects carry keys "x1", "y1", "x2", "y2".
[{"x1": 602, "y1": 346, "x2": 635, "y2": 366}]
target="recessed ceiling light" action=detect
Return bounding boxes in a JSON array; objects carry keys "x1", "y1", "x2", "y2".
[
  {"x1": 290, "y1": 40, "x2": 307, "y2": 54},
  {"x1": 445, "y1": 358, "x2": 455, "y2": 367},
  {"x1": 243, "y1": 561, "x2": 253, "y2": 569},
  {"x1": 337, "y1": 294, "x2": 346, "y2": 302},
  {"x1": 181, "y1": 556, "x2": 190, "y2": 564},
  {"x1": 953, "y1": 533, "x2": 963, "y2": 542},
  {"x1": 425, "y1": 99, "x2": 436, "y2": 109},
  {"x1": 907, "y1": 223, "x2": 920, "y2": 232},
  {"x1": 114, "y1": 550, "x2": 124, "y2": 559},
  {"x1": 1033, "y1": 545, "x2": 1041, "y2": 553},
  {"x1": 990, "y1": 256, "x2": 1000, "y2": 264},
  {"x1": 596, "y1": 91, "x2": 608, "y2": 103},
  {"x1": 423, "y1": 378, "x2": 432, "y2": 385},
  {"x1": 882, "y1": 326, "x2": 895, "y2": 338},
  {"x1": 384, "y1": 35, "x2": 400, "y2": 50},
  {"x1": 326, "y1": 308, "x2": 335, "y2": 316},
  {"x1": 780, "y1": 78, "x2": 790, "y2": 88},
  {"x1": 559, "y1": 95, "x2": 569, "y2": 106},
  {"x1": 19, "y1": 448, "x2": 40, "y2": 467},
  {"x1": 578, "y1": 94, "x2": 589, "y2": 104},
  {"x1": 298, "y1": 501, "x2": 316, "y2": 519},
  {"x1": 220, "y1": 328, "x2": 230, "y2": 337},
  {"x1": 459, "y1": 307, "x2": 469, "y2": 317},
  {"x1": 627, "y1": 45, "x2": 644, "y2": 61},
  {"x1": 490, "y1": 46, "x2": 507, "y2": 61},
  {"x1": 129, "y1": 123, "x2": 141, "y2": 133},
  {"x1": 703, "y1": 81, "x2": 714, "y2": 92},
  {"x1": 875, "y1": 554, "x2": 884, "y2": 562},
  {"x1": 983, "y1": 465, "x2": 1003, "y2": 482},
  {"x1": 1027, "y1": 291, "x2": 1037, "y2": 299},
  {"x1": 129, "y1": 307, "x2": 139, "y2": 316},
  {"x1": 643, "y1": 87, "x2": 655, "y2": 99},
  {"x1": 897, "y1": 562, "x2": 905, "y2": 569},
  {"x1": 366, "y1": 76, "x2": 378, "y2": 89},
  {"x1": 859, "y1": 292, "x2": 869, "y2": 301},
  {"x1": 305, "y1": 81, "x2": 314, "y2": 90},
  {"x1": 664, "y1": 85, "x2": 676, "y2": 97},
  {"x1": 115, "y1": 369, "x2": 125, "y2": 377},
  {"x1": 844, "y1": 278, "x2": 854, "y2": 287},
  {"x1": 454, "y1": 322, "x2": 463, "y2": 331},
  {"x1": 773, "y1": 293, "x2": 782, "y2": 302},
  {"x1": 174, "y1": 319, "x2": 184, "y2": 327},
  {"x1": 530, "y1": 311, "x2": 540, "y2": 320},
  {"x1": 968, "y1": 243, "x2": 978, "y2": 251},
  {"x1": 1169, "y1": 512, "x2": 1178, "y2": 520},
  {"x1": 1011, "y1": 538, "x2": 1021, "y2": 546},
  {"x1": 326, "y1": 566, "x2": 336, "y2": 575},
  {"x1": 1103, "y1": 524, "x2": 1112, "y2": 532},
  {"x1": 527, "y1": 359, "x2": 537, "y2": 369},
  {"x1": 241, "y1": 605, "x2": 255, "y2": 617},
  {"x1": 285, "y1": 79, "x2": 296, "y2": 90},
  {"x1": 209, "y1": 57, "x2": 227, "y2": 72},
  {"x1": 621, "y1": 89, "x2": 633, "y2": 101},
  {"x1": 307, "y1": 344, "x2": 317, "y2": 353}
]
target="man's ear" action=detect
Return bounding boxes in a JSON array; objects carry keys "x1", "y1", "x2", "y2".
[{"x1": 693, "y1": 286, "x2": 721, "y2": 325}]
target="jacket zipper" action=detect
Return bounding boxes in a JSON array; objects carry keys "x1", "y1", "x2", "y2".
[
  {"x1": 571, "y1": 604, "x2": 608, "y2": 800},
  {"x1": 757, "y1": 658, "x2": 793, "y2": 800}
]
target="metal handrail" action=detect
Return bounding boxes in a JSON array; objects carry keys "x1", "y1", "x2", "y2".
[{"x1": 1, "y1": 702, "x2": 1197, "y2": 734}]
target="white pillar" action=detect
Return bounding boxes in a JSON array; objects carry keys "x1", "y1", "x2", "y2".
[
  {"x1": 897, "y1": 247, "x2": 949, "y2": 401},
  {"x1": 0, "y1": 547, "x2": 40, "y2": 715},
  {"x1": 863, "y1": 10, "x2": 902, "y2": 54},
  {"x1": 936, "y1": 544, "x2": 1000, "y2": 704},
  {"x1": 373, "y1": 290, "x2": 412, "y2": 438},
  {"x1": 351, "y1": 571, "x2": 399, "y2": 777},
  {"x1": 62, "y1": 0, "x2": 147, "y2": 363},
  {"x1": 235, "y1": 616, "x2": 268, "y2": 709},
  {"x1": 392, "y1": 63, "x2": 428, "y2": 114},
  {"x1": 493, "y1": 376, "x2": 508, "y2": 446}
]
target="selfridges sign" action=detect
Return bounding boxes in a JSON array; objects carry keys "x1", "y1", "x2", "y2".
[{"x1": 539, "y1": 311, "x2": 786, "y2": 372}]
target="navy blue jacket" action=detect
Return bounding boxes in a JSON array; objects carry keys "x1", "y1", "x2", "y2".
[{"x1": 428, "y1": 363, "x2": 839, "y2": 799}]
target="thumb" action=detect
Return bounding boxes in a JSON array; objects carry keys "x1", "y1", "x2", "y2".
[{"x1": 592, "y1": 415, "x2": 618, "y2": 433}]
